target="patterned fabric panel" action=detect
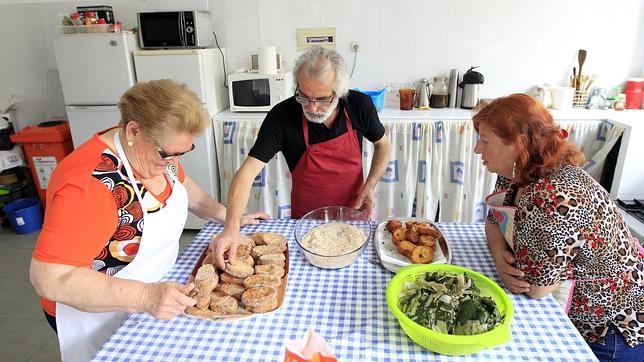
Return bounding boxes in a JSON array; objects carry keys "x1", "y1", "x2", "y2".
[{"x1": 90, "y1": 149, "x2": 175, "y2": 275}]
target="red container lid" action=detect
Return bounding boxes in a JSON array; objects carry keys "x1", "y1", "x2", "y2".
[
  {"x1": 625, "y1": 77, "x2": 644, "y2": 91},
  {"x1": 10, "y1": 120, "x2": 71, "y2": 143}
]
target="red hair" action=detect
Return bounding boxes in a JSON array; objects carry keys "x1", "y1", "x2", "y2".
[{"x1": 472, "y1": 93, "x2": 585, "y2": 186}]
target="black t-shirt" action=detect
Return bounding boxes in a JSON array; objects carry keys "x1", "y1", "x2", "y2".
[{"x1": 248, "y1": 90, "x2": 386, "y2": 171}]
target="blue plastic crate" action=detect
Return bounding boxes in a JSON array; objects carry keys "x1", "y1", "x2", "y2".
[{"x1": 355, "y1": 88, "x2": 385, "y2": 112}]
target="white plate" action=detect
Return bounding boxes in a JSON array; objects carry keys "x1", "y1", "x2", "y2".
[{"x1": 374, "y1": 217, "x2": 452, "y2": 273}]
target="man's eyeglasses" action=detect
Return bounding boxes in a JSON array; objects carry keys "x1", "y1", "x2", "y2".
[
  {"x1": 156, "y1": 142, "x2": 195, "y2": 160},
  {"x1": 294, "y1": 85, "x2": 335, "y2": 106}
]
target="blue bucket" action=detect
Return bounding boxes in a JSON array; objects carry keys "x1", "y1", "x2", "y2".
[
  {"x1": 3, "y1": 198, "x2": 43, "y2": 234},
  {"x1": 355, "y1": 88, "x2": 385, "y2": 112}
]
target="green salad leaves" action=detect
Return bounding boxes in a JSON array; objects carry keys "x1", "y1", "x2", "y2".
[{"x1": 398, "y1": 271, "x2": 503, "y2": 335}]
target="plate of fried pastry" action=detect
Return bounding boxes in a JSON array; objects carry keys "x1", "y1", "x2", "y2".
[
  {"x1": 184, "y1": 232, "x2": 289, "y2": 321},
  {"x1": 374, "y1": 218, "x2": 451, "y2": 273}
]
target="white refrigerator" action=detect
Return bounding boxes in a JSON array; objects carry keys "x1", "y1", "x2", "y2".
[
  {"x1": 52, "y1": 32, "x2": 139, "y2": 147},
  {"x1": 133, "y1": 49, "x2": 229, "y2": 229}
]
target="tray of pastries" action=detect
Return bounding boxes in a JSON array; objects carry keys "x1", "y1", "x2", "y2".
[
  {"x1": 184, "y1": 232, "x2": 289, "y2": 321},
  {"x1": 374, "y1": 217, "x2": 451, "y2": 273}
]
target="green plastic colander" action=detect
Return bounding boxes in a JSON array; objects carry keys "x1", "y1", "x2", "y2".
[{"x1": 386, "y1": 264, "x2": 514, "y2": 355}]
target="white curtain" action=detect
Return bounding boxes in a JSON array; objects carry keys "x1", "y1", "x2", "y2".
[
  {"x1": 558, "y1": 119, "x2": 624, "y2": 181},
  {"x1": 213, "y1": 117, "x2": 624, "y2": 222}
]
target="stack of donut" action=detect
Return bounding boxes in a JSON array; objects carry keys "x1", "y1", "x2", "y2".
[
  {"x1": 185, "y1": 232, "x2": 287, "y2": 318},
  {"x1": 385, "y1": 220, "x2": 441, "y2": 264}
]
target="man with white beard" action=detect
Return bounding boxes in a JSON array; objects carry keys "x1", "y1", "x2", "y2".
[{"x1": 210, "y1": 45, "x2": 391, "y2": 268}]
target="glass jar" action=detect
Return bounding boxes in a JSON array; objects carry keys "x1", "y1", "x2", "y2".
[
  {"x1": 84, "y1": 11, "x2": 98, "y2": 25},
  {"x1": 430, "y1": 77, "x2": 448, "y2": 108},
  {"x1": 613, "y1": 94, "x2": 626, "y2": 111}
]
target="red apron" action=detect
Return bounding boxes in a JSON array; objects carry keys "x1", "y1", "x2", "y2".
[{"x1": 290, "y1": 109, "x2": 364, "y2": 218}]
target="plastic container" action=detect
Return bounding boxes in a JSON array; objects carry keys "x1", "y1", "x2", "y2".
[
  {"x1": 549, "y1": 86, "x2": 575, "y2": 110},
  {"x1": 3, "y1": 198, "x2": 43, "y2": 234},
  {"x1": 0, "y1": 115, "x2": 14, "y2": 150},
  {"x1": 294, "y1": 206, "x2": 372, "y2": 269},
  {"x1": 10, "y1": 121, "x2": 74, "y2": 206},
  {"x1": 386, "y1": 264, "x2": 514, "y2": 355},
  {"x1": 355, "y1": 88, "x2": 385, "y2": 112},
  {"x1": 0, "y1": 169, "x2": 18, "y2": 185},
  {"x1": 60, "y1": 24, "x2": 110, "y2": 34},
  {"x1": 625, "y1": 78, "x2": 643, "y2": 109}
]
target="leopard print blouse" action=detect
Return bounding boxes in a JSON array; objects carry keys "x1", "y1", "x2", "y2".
[{"x1": 489, "y1": 163, "x2": 644, "y2": 347}]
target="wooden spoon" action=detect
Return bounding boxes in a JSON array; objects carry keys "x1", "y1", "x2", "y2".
[
  {"x1": 577, "y1": 49, "x2": 587, "y2": 91},
  {"x1": 572, "y1": 67, "x2": 577, "y2": 88}
]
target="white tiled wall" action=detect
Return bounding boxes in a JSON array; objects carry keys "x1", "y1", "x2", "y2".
[
  {"x1": 0, "y1": 0, "x2": 643, "y2": 128},
  {"x1": 214, "y1": 0, "x2": 644, "y2": 98}
]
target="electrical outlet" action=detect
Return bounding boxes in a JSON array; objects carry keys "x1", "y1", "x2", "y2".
[{"x1": 351, "y1": 42, "x2": 360, "y2": 52}]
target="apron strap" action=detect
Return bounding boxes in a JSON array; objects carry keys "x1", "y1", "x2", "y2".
[
  {"x1": 113, "y1": 130, "x2": 148, "y2": 217},
  {"x1": 113, "y1": 130, "x2": 179, "y2": 217}
]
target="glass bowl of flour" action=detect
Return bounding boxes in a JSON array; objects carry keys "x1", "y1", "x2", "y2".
[{"x1": 294, "y1": 206, "x2": 372, "y2": 269}]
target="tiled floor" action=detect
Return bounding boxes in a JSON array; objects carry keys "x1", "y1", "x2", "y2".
[{"x1": 0, "y1": 225, "x2": 198, "y2": 361}]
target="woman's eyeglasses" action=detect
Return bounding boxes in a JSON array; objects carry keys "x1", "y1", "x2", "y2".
[
  {"x1": 294, "y1": 85, "x2": 335, "y2": 106},
  {"x1": 156, "y1": 142, "x2": 195, "y2": 160}
]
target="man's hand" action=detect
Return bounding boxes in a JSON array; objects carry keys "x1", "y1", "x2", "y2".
[
  {"x1": 353, "y1": 185, "x2": 374, "y2": 219},
  {"x1": 139, "y1": 282, "x2": 196, "y2": 320},
  {"x1": 240, "y1": 211, "x2": 270, "y2": 226},
  {"x1": 493, "y1": 250, "x2": 530, "y2": 294},
  {"x1": 210, "y1": 228, "x2": 240, "y2": 269}
]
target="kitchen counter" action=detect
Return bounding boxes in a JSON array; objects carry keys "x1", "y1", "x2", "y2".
[{"x1": 215, "y1": 107, "x2": 644, "y2": 121}]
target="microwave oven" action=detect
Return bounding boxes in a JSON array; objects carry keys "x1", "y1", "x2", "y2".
[
  {"x1": 228, "y1": 72, "x2": 294, "y2": 112},
  {"x1": 137, "y1": 11, "x2": 212, "y2": 49}
]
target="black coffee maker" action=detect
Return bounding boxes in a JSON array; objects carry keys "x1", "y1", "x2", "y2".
[{"x1": 459, "y1": 66, "x2": 484, "y2": 109}]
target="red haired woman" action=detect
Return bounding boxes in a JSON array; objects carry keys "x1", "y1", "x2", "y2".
[{"x1": 473, "y1": 93, "x2": 643, "y2": 361}]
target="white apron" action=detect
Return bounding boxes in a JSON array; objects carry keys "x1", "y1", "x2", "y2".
[
  {"x1": 485, "y1": 188, "x2": 574, "y2": 311},
  {"x1": 56, "y1": 130, "x2": 188, "y2": 361}
]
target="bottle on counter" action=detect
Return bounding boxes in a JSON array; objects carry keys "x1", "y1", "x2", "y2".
[
  {"x1": 416, "y1": 79, "x2": 432, "y2": 110},
  {"x1": 448, "y1": 69, "x2": 459, "y2": 108},
  {"x1": 430, "y1": 77, "x2": 449, "y2": 109},
  {"x1": 383, "y1": 82, "x2": 399, "y2": 109},
  {"x1": 614, "y1": 94, "x2": 626, "y2": 111}
]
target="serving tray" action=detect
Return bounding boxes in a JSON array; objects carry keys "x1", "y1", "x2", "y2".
[
  {"x1": 184, "y1": 233, "x2": 289, "y2": 321},
  {"x1": 374, "y1": 217, "x2": 451, "y2": 273}
]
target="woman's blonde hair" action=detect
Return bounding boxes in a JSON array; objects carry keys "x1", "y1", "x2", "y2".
[{"x1": 118, "y1": 79, "x2": 208, "y2": 141}]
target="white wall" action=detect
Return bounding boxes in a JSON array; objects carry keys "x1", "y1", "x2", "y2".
[{"x1": 0, "y1": 0, "x2": 642, "y2": 128}]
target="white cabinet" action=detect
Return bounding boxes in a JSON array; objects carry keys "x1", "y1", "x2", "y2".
[
  {"x1": 133, "y1": 49, "x2": 228, "y2": 112},
  {"x1": 53, "y1": 33, "x2": 138, "y2": 105},
  {"x1": 65, "y1": 105, "x2": 120, "y2": 148}
]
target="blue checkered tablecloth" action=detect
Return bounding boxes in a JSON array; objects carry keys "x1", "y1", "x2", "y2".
[{"x1": 93, "y1": 220, "x2": 597, "y2": 361}]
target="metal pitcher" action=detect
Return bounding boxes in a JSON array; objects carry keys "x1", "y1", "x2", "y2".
[{"x1": 416, "y1": 79, "x2": 433, "y2": 110}]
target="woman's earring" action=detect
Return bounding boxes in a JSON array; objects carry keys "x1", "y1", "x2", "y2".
[
  {"x1": 127, "y1": 140, "x2": 134, "y2": 147},
  {"x1": 512, "y1": 161, "x2": 516, "y2": 180}
]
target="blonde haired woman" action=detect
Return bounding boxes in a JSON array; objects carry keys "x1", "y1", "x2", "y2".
[{"x1": 30, "y1": 80, "x2": 268, "y2": 361}]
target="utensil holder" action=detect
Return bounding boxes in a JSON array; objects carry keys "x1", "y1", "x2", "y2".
[{"x1": 572, "y1": 91, "x2": 589, "y2": 108}]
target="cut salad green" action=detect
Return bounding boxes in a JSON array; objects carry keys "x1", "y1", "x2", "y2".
[{"x1": 398, "y1": 271, "x2": 503, "y2": 335}]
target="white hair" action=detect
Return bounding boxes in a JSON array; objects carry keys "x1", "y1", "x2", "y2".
[{"x1": 292, "y1": 46, "x2": 349, "y2": 98}]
